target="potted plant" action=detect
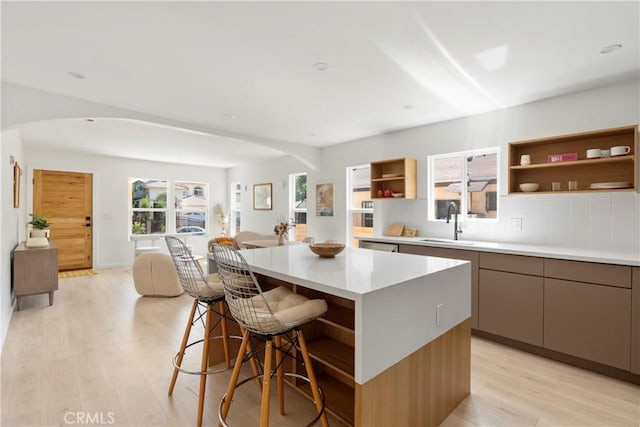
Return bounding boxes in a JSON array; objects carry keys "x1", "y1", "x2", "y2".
[{"x1": 28, "y1": 213, "x2": 51, "y2": 238}]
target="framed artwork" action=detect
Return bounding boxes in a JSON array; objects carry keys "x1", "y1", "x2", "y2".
[
  {"x1": 316, "y1": 182, "x2": 334, "y2": 216},
  {"x1": 13, "y1": 161, "x2": 21, "y2": 208},
  {"x1": 253, "y1": 183, "x2": 272, "y2": 210}
]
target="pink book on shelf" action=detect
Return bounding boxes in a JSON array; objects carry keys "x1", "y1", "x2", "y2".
[{"x1": 547, "y1": 152, "x2": 578, "y2": 163}]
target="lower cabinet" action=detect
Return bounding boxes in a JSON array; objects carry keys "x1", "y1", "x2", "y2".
[
  {"x1": 544, "y1": 278, "x2": 631, "y2": 370},
  {"x1": 478, "y1": 269, "x2": 543, "y2": 346},
  {"x1": 632, "y1": 267, "x2": 640, "y2": 374}
]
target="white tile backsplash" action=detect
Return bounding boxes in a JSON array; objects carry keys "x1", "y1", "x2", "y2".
[{"x1": 479, "y1": 192, "x2": 639, "y2": 254}]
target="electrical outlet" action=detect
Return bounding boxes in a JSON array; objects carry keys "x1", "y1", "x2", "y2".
[
  {"x1": 509, "y1": 217, "x2": 522, "y2": 230},
  {"x1": 436, "y1": 303, "x2": 443, "y2": 326}
]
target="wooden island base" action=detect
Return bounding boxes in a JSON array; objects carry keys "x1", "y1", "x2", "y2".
[
  {"x1": 355, "y1": 318, "x2": 471, "y2": 426},
  {"x1": 209, "y1": 246, "x2": 472, "y2": 426}
]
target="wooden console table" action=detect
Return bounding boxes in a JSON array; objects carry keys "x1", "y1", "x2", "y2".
[{"x1": 13, "y1": 241, "x2": 59, "y2": 310}]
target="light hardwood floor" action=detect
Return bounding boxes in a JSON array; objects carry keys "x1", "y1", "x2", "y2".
[{"x1": 2, "y1": 267, "x2": 638, "y2": 426}]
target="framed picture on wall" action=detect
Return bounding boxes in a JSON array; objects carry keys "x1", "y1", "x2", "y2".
[
  {"x1": 316, "y1": 182, "x2": 334, "y2": 216},
  {"x1": 13, "y1": 161, "x2": 21, "y2": 208},
  {"x1": 253, "y1": 183, "x2": 272, "y2": 210}
]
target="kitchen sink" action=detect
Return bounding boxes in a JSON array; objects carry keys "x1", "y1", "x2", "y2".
[{"x1": 420, "y1": 238, "x2": 476, "y2": 245}]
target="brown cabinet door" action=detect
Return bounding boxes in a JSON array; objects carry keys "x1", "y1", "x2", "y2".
[
  {"x1": 478, "y1": 269, "x2": 543, "y2": 345},
  {"x1": 33, "y1": 170, "x2": 93, "y2": 271},
  {"x1": 399, "y1": 244, "x2": 478, "y2": 329},
  {"x1": 632, "y1": 267, "x2": 640, "y2": 374},
  {"x1": 544, "y1": 278, "x2": 631, "y2": 370}
]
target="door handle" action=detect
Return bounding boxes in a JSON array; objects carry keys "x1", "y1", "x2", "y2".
[
  {"x1": 85, "y1": 224, "x2": 91, "y2": 227},
  {"x1": 85, "y1": 216, "x2": 91, "y2": 220}
]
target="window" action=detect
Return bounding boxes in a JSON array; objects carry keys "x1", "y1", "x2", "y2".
[
  {"x1": 290, "y1": 173, "x2": 307, "y2": 241},
  {"x1": 129, "y1": 178, "x2": 208, "y2": 236},
  {"x1": 347, "y1": 165, "x2": 374, "y2": 246},
  {"x1": 428, "y1": 148, "x2": 499, "y2": 221},
  {"x1": 174, "y1": 181, "x2": 208, "y2": 234},
  {"x1": 230, "y1": 182, "x2": 241, "y2": 236},
  {"x1": 130, "y1": 178, "x2": 168, "y2": 234}
]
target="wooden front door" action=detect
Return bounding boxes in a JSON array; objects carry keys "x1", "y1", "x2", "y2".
[{"x1": 33, "y1": 170, "x2": 93, "y2": 271}]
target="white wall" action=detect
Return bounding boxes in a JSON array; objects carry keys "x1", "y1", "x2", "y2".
[
  {"x1": 0, "y1": 129, "x2": 25, "y2": 350},
  {"x1": 23, "y1": 149, "x2": 228, "y2": 267},
  {"x1": 230, "y1": 79, "x2": 640, "y2": 255}
]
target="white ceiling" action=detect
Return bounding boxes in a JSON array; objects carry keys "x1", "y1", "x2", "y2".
[{"x1": 2, "y1": 1, "x2": 638, "y2": 167}]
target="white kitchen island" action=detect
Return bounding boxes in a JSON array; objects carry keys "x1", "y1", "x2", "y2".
[{"x1": 223, "y1": 244, "x2": 472, "y2": 426}]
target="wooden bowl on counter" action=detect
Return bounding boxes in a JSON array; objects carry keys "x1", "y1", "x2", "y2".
[{"x1": 309, "y1": 242, "x2": 345, "y2": 258}]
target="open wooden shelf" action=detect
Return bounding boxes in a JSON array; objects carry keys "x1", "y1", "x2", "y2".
[
  {"x1": 318, "y1": 303, "x2": 355, "y2": 331},
  {"x1": 295, "y1": 373, "x2": 355, "y2": 426},
  {"x1": 508, "y1": 125, "x2": 638, "y2": 194},
  {"x1": 370, "y1": 157, "x2": 417, "y2": 199},
  {"x1": 509, "y1": 154, "x2": 633, "y2": 170},
  {"x1": 304, "y1": 337, "x2": 355, "y2": 378}
]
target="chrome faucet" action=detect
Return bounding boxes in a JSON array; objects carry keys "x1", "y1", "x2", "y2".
[{"x1": 446, "y1": 202, "x2": 463, "y2": 241}]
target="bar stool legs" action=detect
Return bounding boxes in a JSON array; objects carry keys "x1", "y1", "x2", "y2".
[
  {"x1": 168, "y1": 299, "x2": 198, "y2": 395},
  {"x1": 218, "y1": 329, "x2": 328, "y2": 427},
  {"x1": 298, "y1": 330, "x2": 329, "y2": 427},
  {"x1": 169, "y1": 300, "x2": 232, "y2": 427}
]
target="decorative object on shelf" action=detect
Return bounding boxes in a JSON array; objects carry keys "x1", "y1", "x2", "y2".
[
  {"x1": 308, "y1": 242, "x2": 345, "y2": 258},
  {"x1": 519, "y1": 183, "x2": 540, "y2": 192},
  {"x1": 13, "y1": 161, "x2": 21, "y2": 208},
  {"x1": 551, "y1": 181, "x2": 561, "y2": 191},
  {"x1": 520, "y1": 154, "x2": 531, "y2": 165},
  {"x1": 586, "y1": 148, "x2": 601, "y2": 158},
  {"x1": 547, "y1": 152, "x2": 578, "y2": 163},
  {"x1": 213, "y1": 203, "x2": 229, "y2": 235},
  {"x1": 253, "y1": 183, "x2": 272, "y2": 210},
  {"x1": 568, "y1": 180, "x2": 578, "y2": 191},
  {"x1": 611, "y1": 145, "x2": 631, "y2": 156},
  {"x1": 26, "y1": 213, "x2": 51, "y2": 248},
  {"x1": 392, "y1": 192, "x2": 404, "y2": 198},
  {"x1": 590, "y1": 182, "x2": 633, "y2": 189},
  {"x1": 316, "y1": 182, "x2": 334, "y2": 216},
  {"x1": 273, "y1": 217, "x2": 295, "y2": 245},
  {"x1": 600, "y1": 149, "x2": 611, "y2": 158}
]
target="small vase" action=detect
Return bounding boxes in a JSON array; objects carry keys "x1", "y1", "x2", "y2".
[{"x1": 278, "y1": 234, "x2": 285, "y2": 245}]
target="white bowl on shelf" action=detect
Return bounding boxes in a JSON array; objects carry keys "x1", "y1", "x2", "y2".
[
  {"x1": 391, "y1": 193, "x2": 404, "y2": 198},
  {"x1": 519, "y1": 183, "x2": 539, "y2": 192}
]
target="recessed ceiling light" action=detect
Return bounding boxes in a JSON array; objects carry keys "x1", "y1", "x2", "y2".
[
  {"x1": 600, "y1": 44, "x2": 622, "y2": 54},
  {"x1": 85, "y1": 118, "x2": 95, "y2": 123},
  {"x1": 313, "y1": 63, "x2": 329, "y2": 71},
  {"x1": 223, "y1": 113, "x2": 237, "y2": 119},
  {"x1": 68, "y1": 71, "x2": 86, "y2": 79},
  {"x1": 402, "y1": 104, "x2": 414, "y2": 110}
]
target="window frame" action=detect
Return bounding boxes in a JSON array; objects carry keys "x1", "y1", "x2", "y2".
[
  {"x1": 289, "y1": 173, "x2": 307, "y2": 241},
  {"x1": 174, "y1": 181, "x2": 209, "y2": 235},
  {"x1": 130, "y1": 178, "x2": 169, "y2": 236},
  {"x1": 427, "y1": 147, "x2": 500, "y2": 223},
  {"x1": 129, "y1": 178, "x2": 210, "y2": 237},
  {"x1": 230, "y1": 181, "x2": 242, "y2": 236},
  {"x1": 346, "y1": 164, "x2": 374, "y2": 246}
]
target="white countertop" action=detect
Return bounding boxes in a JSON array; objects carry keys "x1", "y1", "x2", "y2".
[
  {"x1": 240, "y1": 244, "x2": 468, "y2": 300},
  {"x1": 358, "y1": 236, "x2": 640, "y2": 266},
  {"x1": 239, "y1": 244, "x2": 471, "y2": 384}
]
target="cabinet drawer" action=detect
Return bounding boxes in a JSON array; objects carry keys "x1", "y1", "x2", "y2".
[
  {"x1": 544, "y1": 278, "x2": 631, "y2": 370},
  {"x1": 479, "y1": 252, "x2": 543, "y2": 276},
  {"x1": 544, "y1": 259, "x2": 631, "y2": 288},
  {"x1": 479, "y1": 269, "x2": 543, "y2": 346}
]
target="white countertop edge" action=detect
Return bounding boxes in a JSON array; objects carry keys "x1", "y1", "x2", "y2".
[{"x1": 359, "y1": 236, "x2": 640, "y2": 266}]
